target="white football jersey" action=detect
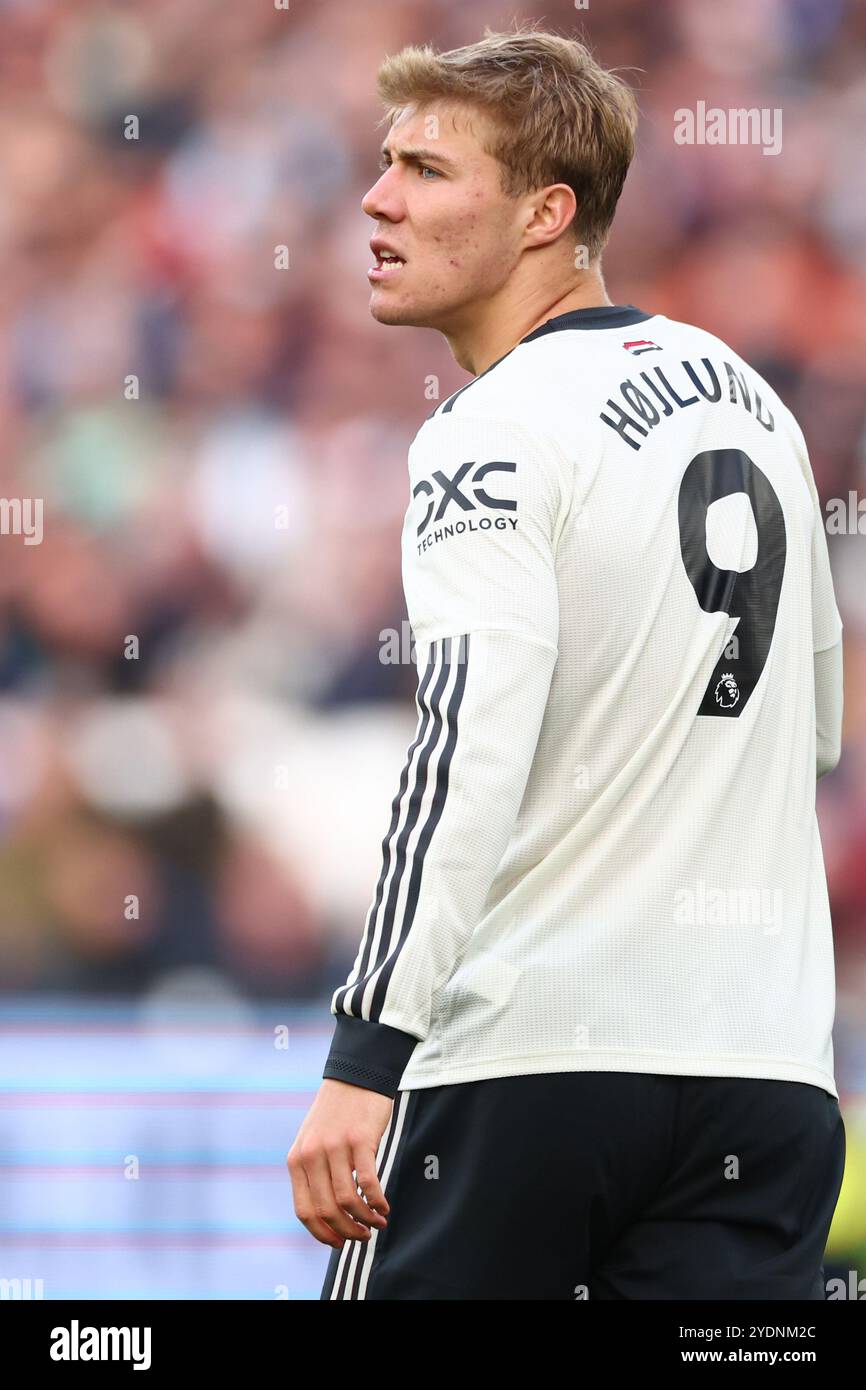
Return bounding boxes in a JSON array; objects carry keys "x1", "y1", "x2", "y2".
[{"x1": 322, "y1": 303, "x2": 843, "y2": 1100}]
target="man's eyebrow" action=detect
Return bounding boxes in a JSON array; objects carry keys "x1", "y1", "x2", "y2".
[{"x1": 379, "y1": 143, "x2": 458, "y2": 170}]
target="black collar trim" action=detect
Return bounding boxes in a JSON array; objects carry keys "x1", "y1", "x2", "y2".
[{"x1": 519, "y1": 304, "x2": 652, "y2": 342}]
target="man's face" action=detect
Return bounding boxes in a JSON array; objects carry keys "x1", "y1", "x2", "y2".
[{"x1": 362, "y1": 101, "x2": 525, "y2": 330}]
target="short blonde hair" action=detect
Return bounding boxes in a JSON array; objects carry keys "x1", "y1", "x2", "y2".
[{"x1": 377, "y1": 25, "x2": 638, "y2": 262}]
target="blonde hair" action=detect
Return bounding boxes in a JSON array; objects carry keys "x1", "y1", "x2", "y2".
[{"x1": 377, "y1": 25, "x2": 638, "y2": 261}]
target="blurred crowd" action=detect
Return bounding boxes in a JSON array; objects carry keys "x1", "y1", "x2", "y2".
[{"x1": 0, "y1": 0, "x2": 864, "y2": 1092}]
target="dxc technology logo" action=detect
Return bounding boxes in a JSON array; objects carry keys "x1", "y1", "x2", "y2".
[{"x1": 413, "y1": 459, "x2": 518, "y2": 554}]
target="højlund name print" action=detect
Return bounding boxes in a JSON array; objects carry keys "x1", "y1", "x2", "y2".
[{"x1": 600, "y1": 358, "x2": 775, "y2": 451}]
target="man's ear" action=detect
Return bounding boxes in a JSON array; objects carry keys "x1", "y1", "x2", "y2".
[{"x1": 524, "y1": 183, "x2": 578, "y2": 248}]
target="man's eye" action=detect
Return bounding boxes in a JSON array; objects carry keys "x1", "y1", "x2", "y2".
[{"x1": 419, "y1": 166, "x2": 439, "y2": 179}]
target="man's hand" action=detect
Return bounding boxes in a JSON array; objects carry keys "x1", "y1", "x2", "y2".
[{"x1": 287, "y1": 1078, "x2": 394, "y2": 1248}]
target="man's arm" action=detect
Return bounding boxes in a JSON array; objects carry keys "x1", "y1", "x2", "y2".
[
  {"x1": 805, "y1": 439, "x2": 843, "y2": 779},
  {"x1": 322, "y1": 412, "x2": 571, "y2": 1094},
  {"x1": 288, "y1": 412, "x2": 571, "y2": 1248},
  {"x1": 815, "y1": 641, "x2": 842, "y2": 778}
]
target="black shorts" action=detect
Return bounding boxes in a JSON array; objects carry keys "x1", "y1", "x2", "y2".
[{"x1": 320, "y1": 1070, "x2": 846, "y2": 1300}]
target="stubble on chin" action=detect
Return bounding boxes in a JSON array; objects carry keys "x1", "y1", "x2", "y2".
[
  {"x1": 369, "y1": 295, "x2": 436, "y2": 328},
  {"x1": 370, "y1": 298, "x2": 410, "y2": 325}
]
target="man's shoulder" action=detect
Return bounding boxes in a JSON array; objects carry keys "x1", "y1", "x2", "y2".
[
  {"x1": 412, "y1": 309, "x2": 804, "y2": 462},
  {"x1": 413, "y1": 333, "x2": 608, "y2": 457},
  {"x1": 648, "y1": 315, "x2": 803, "y2": 433},
  {"x1": 416, "y1": 305, "x2": 688, "y2": 440},
  {"x1": 407, "y1": 401, "x2": 573, "y2": 479},
  {"x1": 419, "y1": 350, "x2": 561, "y2": 434},
  {"x1": 404, "y1": 367, "x2": 578, "y2": 528}
]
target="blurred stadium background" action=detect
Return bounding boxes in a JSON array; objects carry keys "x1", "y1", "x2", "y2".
[{"x1": 0, "y1": 0, "x2": 864, "y2": 1300}]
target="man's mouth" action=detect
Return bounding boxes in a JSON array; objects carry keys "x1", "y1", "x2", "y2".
[{"x1": 368, "y1": 250, "x2": 406, "y2": 282}]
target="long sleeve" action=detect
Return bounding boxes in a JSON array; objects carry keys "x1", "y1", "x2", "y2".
[
  {"x1": 322, "y1": 412, "x2": 573, "y2": 1097},
  {"x1": 814, "y1": 642, "x2": 842, "y2": 778},
  {"x1": 803, "y1": 434, "x2": 843, "y2": 778}
]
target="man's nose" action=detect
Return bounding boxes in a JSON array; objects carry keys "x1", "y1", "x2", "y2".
[{"x1": 361, "y1": 167, "x2": 403, "y2": 222}]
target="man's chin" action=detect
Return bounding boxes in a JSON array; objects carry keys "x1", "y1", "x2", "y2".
[{"x1": 369, "y1": 294, "x2": 424, "y2": 327}]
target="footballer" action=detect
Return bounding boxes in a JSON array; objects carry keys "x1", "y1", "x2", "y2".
[{"x1": 287, "y1": 27, "x2": 845, "y2": 1301}]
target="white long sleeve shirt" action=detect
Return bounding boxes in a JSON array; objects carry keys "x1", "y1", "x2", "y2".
[{"x1": 322, "y1": 303, "x2": 844, "y2": 1100}]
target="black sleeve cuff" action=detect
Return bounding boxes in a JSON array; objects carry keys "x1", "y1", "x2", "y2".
[{"x1": 322, "y1": 1015, "x2": 419, "y2": 1099}]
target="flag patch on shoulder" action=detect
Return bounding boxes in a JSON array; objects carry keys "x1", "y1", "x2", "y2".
[{"x1": 623, "y1": 339, "x2": 662, "y2": 355}]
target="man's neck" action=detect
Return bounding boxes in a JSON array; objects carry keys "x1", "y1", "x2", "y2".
[{"x1": 444, "y1": 272, "x2": 613, "y2": 376}]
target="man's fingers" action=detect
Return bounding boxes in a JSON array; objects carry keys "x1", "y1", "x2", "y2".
[
  {"x1": 329, "y1": 1144, "x2": 389, "y2": 1230},
  {"x1": 303, "y1": 1148, "x2": 378, "y2": 1243},
  {"x1": 352, "y1": 1146, "x2": 389, "y2": 1216},
  {"x1": 287, "y1": 1158, "x2": 345, "y2": 1249}
]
